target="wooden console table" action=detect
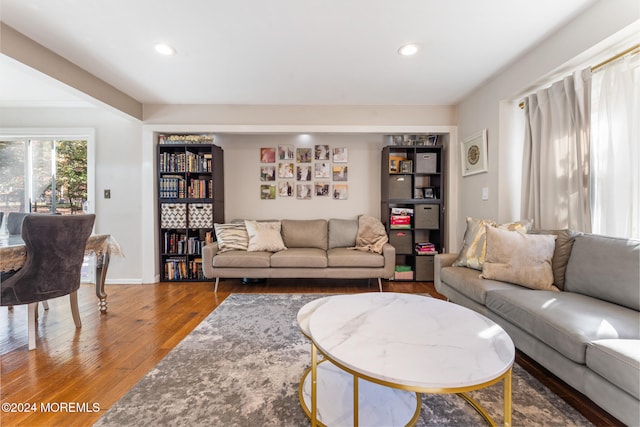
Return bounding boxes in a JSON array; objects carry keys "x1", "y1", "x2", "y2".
[{"x1": 0, "y1": 234, "x2": 123, "y2": 313}]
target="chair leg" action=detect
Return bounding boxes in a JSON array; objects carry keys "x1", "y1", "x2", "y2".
[
  {"x1": 28, "y1": 302, "x2": 37, "y2": 350},
  {"x1": 42, "y1": 301, "x2": 49, "y2": 310},
  {"x1": 214, "y1": 277, "x2": 220, "y2": 293},
  {"x1": 378, "y1": 278, "x2": 383, "y2": 292},
  {"x1": 70, "y1": 291, "x2": 82, "y2": 328}
]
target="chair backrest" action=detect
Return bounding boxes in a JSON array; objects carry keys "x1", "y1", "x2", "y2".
[
  {"x1": 7, "y1": 212, "x2": 29, "y2": 235},
  {"x1": 0, "y1": 214, "x2": 95, "y2": 305}
]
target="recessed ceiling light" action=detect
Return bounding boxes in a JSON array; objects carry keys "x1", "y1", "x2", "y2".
[
  {"x1": 398, "y1": 43, "x2": 419, "y2": 56},
  {"x1": 154, "y1": 43, "x2": 176, "y2": 56}
]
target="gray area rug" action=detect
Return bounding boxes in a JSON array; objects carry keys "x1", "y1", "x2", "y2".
[{"x1": 94, "y1": 293, "x2": 593, "y2": 426}]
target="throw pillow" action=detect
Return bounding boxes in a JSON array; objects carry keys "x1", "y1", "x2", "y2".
[
  {"x1": 481, "y1": 226, "x2": 558, "y2": 291},
  {"x1": 528, "y1": 229, "x2": 582, "y2": 290},
  {"x1": 244, "y1": 220, "x2": 287, "y2": 252},
  {"x1": 328, "y1": 218, "x2": 359, "y2": 249},
  {"x1": 213, "y1": 223, "x2": 249, "y2": 253},
  {"x1": 453, "y1": 217, "x2": 533, "y2": 271},
  {"x1": 354, "y1": 215, "x2": 388, "y2": 254}
]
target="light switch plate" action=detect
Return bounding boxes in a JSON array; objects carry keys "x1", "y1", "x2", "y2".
[{"x1": 481, "y1": 187, "x2": 489, "y2": 201}]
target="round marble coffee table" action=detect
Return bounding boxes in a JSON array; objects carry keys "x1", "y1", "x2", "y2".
[{"x1": 297, "y1": 293, "x2": 515, "y2": 427}]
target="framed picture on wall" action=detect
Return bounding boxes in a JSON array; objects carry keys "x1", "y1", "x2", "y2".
[
  {"x1": 296, "y1": 183, "x2": 312, "y2": 200},
  {"x1": 278, "y1": 145, "x2": 295, "y2": 160},
  {"x1": 315, "y1": 182, "x2": 330, "y2": 196},
  {"x1": 332, "y1": 165, "x2": 348, "y2": 181},
  {"x1": 297, "y1": 165, "x2": 312, "y2": 181},
  {"x1": 461, "y1": 129, "x2": 488, "y2": 177},
  {"x1": 296, "y1": 148, "x2": 312, "y2": 163},
  {"x1": 332, "y1": 184, "x2": 348, "y2": 200},
  {"x1": 314, "y1": 162, "x2": 330, "y2": 178},
  {"x1": 278, "y1": 181, "x2": 293, "y2": 197},
  {"x1": 260, "y1": 147, "x2": 276, "y2": 163},
  {"x1": 314, "y1": 145, "x2": 330, "y2": 160},
  {"x1": 278, "y1": 162, "x2": 294, "y2": 178},
  {"x1": 260, "y1": 185, "x2": 276, "y2": 200},
  {"x1": 260, "y1": 165, "x2": 276, "y2": 181},
  {"x1": 333, "y1": 147, "x2": 348, "y2": 163}
]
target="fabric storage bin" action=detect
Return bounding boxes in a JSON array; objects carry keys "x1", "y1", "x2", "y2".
[
  {"x1": 188, "y1": 203, "x2": 213, "y2": 228},
  {"x1": 389, "y1": 230, "x2": 413, "y2": 254},
  {"x1": 161, "y1": 203, "x2": 187, "y2": 228},
  {"x1": 415, "y1": 204, "x2": 439, "y2": 229},
  {"x1": 389, "y1": 175, "x2": 412, "y2": 199},
  {"x1": 415, "y1": 256, "x2": 435, "y2": 281},
  {"x1": 415, "y1": 152, "x2": 438, "y2": 173}
]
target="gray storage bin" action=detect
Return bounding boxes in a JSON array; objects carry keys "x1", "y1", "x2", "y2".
[
  {"x1": 416, "y1": 152, "x2": 438, "y2": 173},
  {"x1": 415, "y1": 204, "x2": 439, "y2": 229},
  {"x1": 416, "y1": 256, "x2": 435, "y2": 281},
  {"x1": 389, "y1": 230, "x2": 413, "y2": 254},
  {"x1": 388, "y1": 175, "x2": 412, "y2": 199}
]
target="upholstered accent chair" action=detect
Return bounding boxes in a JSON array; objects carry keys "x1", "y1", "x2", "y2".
[
  {"x1": 1, "y1": 214, "x2": 95, "y2": 350},
  {"x1": 6, "y1": 212, "x2": 29, "y2": 235}
]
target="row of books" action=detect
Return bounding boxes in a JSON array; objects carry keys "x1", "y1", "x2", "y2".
[
  {"x1": 390, "y1": 207, "x2": 413, "y2": 229},
  {"x1": 163, "y1": 232, "x2": 207, "y2": 255},
  {"x1": 159, "y1": 151, "x2": 213, "y2": 173},
  {"x1": 164, "y1": 257, "x2": 204, "y2": 280},
  {"x1": 160, "y1": 177, "x2": 213, "y2": 199},
  {"x1": 159, "y1": 134, "x2": 214, "y2": 145}
]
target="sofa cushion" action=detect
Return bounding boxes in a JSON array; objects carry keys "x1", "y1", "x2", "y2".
[
  {"x1": 213, "y1": 223, "x2": 249, "y2": 252},
  {"x1": 481, "y1": 226, "x2": 558, "y2": 291},
  {"x1": 327, "y1": 248, "x2": 385, "y2": 268},
  {"x1": 245, "y1": 220, "x2": 287, "y2": 252},
  {"x1": 564, "y1": 234, "x2": 640, "y2": 311},
  {"x1": 281, "y1": 219, "x2": 327, "y2": 250},
  {"x1": 270, "y1": 248, "x2": 327, "y2": 268},
  {"x1": 587, "y1": 339, "x2": 640, "y2": 399},
  {"x1": 212, "y1": 250, "x2": 272, "y2": 268},
  {"x1": 328, "y1": 218, "x2": 358, "y2": 249},
  {"x1": 528, "y1": 229, "x2": 582, "y2": 290},
  {"x1": 440, "y1": 266, "x2": 520, "y2": 305},
  {"x1": 486, "y1": 289, "x2": 640, "y2": 364},
  {"x1": 453, "y1": 217, "x2": 532, "y2": 270}
]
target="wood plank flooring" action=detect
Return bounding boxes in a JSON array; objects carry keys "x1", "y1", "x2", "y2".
[{"x1": 0, "y1": 279, "x2": 623, "y2": 426}]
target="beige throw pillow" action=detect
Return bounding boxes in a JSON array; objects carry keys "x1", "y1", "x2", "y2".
[
  {"x1": 453, "y1": 217, "x2": 533, "y2": 270},
  {"x1": 528, "y1": 229, "x2": 582, "y2": 290},
  {"x1": 481, "y1": 226, "x2": 558, "y2": 291},
  {"x1": 354, "y1": 215, "x2": 388, "y2": 254},
  {"x1": 213, "y1": 223, "x2": 249, "y2": 252},
  {"x1": 244, "y1": 220, "x2": 287, "y2": 252}
]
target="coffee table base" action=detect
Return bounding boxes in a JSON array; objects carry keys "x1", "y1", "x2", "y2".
[{"x1": 299, "y1": 360, "x2": 421, "y2": 427}]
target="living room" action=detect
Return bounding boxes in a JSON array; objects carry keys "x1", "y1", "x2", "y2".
[{"x1": 1, "y1": 1, "x2": 638, "y2": 426}]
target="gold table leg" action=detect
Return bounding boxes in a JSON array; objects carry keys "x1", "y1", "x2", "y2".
[
  {"x1": 353, "y1": 375, "x2": 359, "y2": 426},
  {"x1": 311, "y1": 343, "x2": 317, "y2": 427},
  {"x1": 504, "y1": 368, "x2": 512, "y2": 427}
]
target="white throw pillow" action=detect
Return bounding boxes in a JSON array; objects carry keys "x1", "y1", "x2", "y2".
[
  {"x1": 244, "y1": 220, "x2": 287, "y2": 252},
  {"x1": 481, "y1": 226, "x2": 558, "y2": 291}
]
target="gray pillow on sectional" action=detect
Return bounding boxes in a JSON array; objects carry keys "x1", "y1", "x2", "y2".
[
  {"x1": 529, "y1": 229, "x2": 581, "y2": 290},
  {"x1": 328, "y1": 218, "x2": 359, "y2": 249}
]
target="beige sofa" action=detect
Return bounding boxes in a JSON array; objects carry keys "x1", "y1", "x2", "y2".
[{"x1": 202, "y1": 218, "x2": 396, "y2": 291}]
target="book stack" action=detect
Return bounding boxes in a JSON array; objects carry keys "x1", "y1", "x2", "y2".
[
  {"x1": 390, "y1": 207, "x2": 413, "y2": 229},
  {"x1": 416, "y1": 242, "x2": 437, "y2": 255}
]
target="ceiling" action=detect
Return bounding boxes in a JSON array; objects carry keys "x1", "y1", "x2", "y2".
[{"x1": 0, "y1": 0, "x2": 598, "y2": 108}]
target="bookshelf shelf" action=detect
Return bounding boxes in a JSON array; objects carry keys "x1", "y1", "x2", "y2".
[
  {"x1": 381, "y1": 134, "x2": 447, "y2": 282},
  {"x1": 157, "y1": 134, "x2": 224, "y2": 281}
]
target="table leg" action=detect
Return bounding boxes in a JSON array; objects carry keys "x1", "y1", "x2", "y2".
[
  {"x1": 504, "y1": 368, "x2": 512, "y2": 427},
  {"x1": 95, "y1": 252, "x2": 110, "y2": 313},
  {"x1": 353, "y1": 375, "x2": 359, "y2": 426},
  {"x1": 311, "y1": 342, "x2": 317, "y2": 427}
]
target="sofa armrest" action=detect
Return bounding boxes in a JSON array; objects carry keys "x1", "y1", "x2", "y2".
[
  {"x1": 434, "y1": 253, "x2": 458, "y2": 293},
  {"x1": 382, "y1": 242, "x2": 396, "y2": 279},
  {"x1": 202, "y1": 242, "x2": 220, "y2": 279}
]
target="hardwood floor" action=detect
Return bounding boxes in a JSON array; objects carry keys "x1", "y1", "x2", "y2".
[{"x1": 0, "y1": 279, "x2": 622, "y2": 426}]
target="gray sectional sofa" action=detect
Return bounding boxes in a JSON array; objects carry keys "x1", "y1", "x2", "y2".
[
  {"x1": 435, "y1": 232, "x2": 640, "y2": 426},
  {"x1": 202, "y1": 218, "x2": 396, "y2": 292}
]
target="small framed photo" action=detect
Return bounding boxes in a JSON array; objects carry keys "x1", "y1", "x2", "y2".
[
  {"x1": 278, "y1": 162, "x2": 294, "y2": 178},
  {"x1": 260, "y1": 185, "x2": 276, "y2": 200},
  {"x1": 332, "y1": 184, "x2": 348, "y2": 200},
  {"x1": 296, "y1": 183, "x2": 313, "y2": 200},
  {"x1": 423, "y1": 187, "x2": 436, "y2": 199},
  {"x1": 461, "y1": 129, "x2": 488, "y2": 177},
  {"x1": 278, "y1": 145, "x2": 295, "y2": 160},
  {"x1": 296, "y1": 165, "x2": 312, "y2": 181},
  {"x1": 400, "y1": 160, "x2": 413, "y2": 173},
  {"x1": 315, "y1": 182, "x2": 330, "y2": 196},
  {"x1": 333, "y1": 147, "x2": 348, "y2": 163},
  {"x1": 260, "y1": 147, "x2": 275, "y2": 163},
  {"x1": 278, "y1": 181, "x2": 294, "y2": 197},
  {"x1": 314, "y1": 145, "x2": 330, "y2": 160},
  {"x1": 332, "y1": 165, "x2": 348, "y2": 181},
  {"x1": 260, "y1": 165, "x2": 276, "y2": 181},
  {"x1": 296, "y1": 147, "x2": 312, "y2": 163},
  {"x1": 314, "y1": 162, "x2": 330, "y2": 178}
]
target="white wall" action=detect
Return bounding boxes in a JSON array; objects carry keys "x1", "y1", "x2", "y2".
[
  {"x1": 0, "y1": 107, "x2": 144, "y2": 284},
  {"x1": 455, "y1": 0, "x2": 639, "y2": 242}
]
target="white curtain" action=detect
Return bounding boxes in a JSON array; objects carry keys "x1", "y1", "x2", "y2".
[
  {"x1": 591, "y1": 56, "x2": 640, "y2": 239},
  {"x1": 521, "y1": 69, "x2": 592, "y2": 231}
]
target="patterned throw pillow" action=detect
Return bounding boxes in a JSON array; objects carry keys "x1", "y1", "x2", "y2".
[
  {"x1": 453, "y1": 217, "x2": 533, "y2": 270},
  {"x1": 214, "y1": 223, "x2": 249, "y2": 253},
  {"x1": 244, "y1": 220, "x2": 287, "y2": 252}
]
